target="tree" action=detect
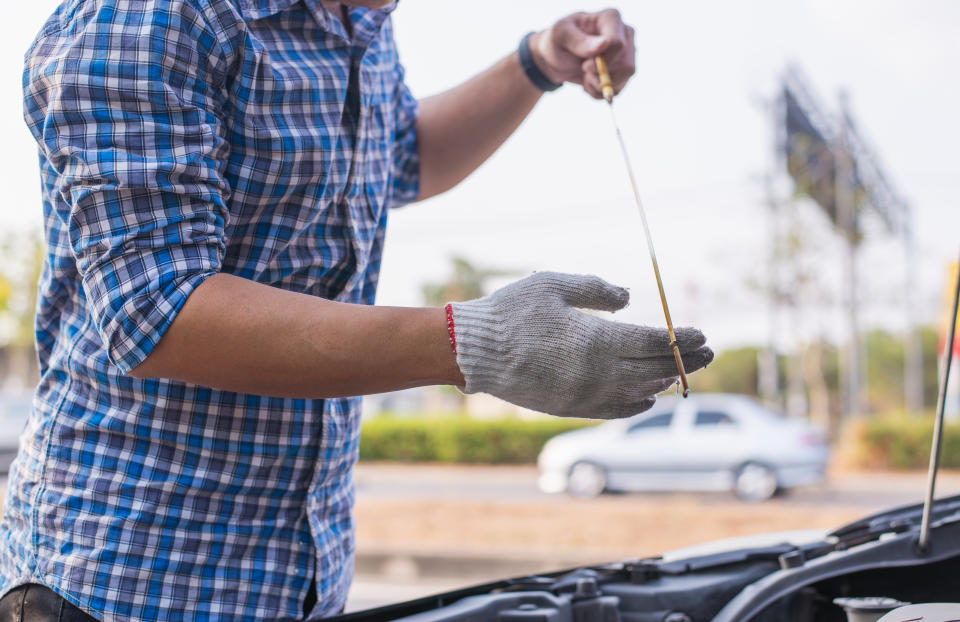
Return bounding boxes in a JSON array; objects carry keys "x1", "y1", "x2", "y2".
[
  {"x1": 421, "y1": 256, "x2": 518, "y2": 306},
  {"x1": 0, "y1": 231, "x2": 44, "y2": 387},
  {"x1": 0, "y1": 233, "x2": 43, "y2": 348}
]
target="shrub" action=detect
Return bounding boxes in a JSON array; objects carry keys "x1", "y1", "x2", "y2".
[
  {"x1": 358, "y1": 415, "x2": 597, "y2": 464},
  {"x1": 850, "y1": 413, "x2": 960, "y2": 470}
]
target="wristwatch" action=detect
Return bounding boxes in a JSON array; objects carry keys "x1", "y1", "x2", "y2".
[{"x1": 518, "y1": 32, "x2": 563, "y2": 92}]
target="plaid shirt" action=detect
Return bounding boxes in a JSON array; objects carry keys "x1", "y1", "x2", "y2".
[{"x1": 1, "y1": 0, "x2": 418, "y2": 619}]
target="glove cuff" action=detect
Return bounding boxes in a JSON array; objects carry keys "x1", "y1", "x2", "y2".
[{"x1": 448, "y1": 299, "x2": 509, "y2": 396}]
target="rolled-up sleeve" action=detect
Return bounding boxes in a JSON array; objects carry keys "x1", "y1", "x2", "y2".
[{"x1": 23, "y1": 0, "x2": 234, "y2": 372}]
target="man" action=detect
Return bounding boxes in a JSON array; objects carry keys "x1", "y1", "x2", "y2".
[{"x1": 0, "y1": 1, "x2": 713, "y2": 620}]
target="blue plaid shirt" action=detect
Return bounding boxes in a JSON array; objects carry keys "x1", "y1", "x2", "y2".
[{"x1": 1, "y1": 0, "x2": 418, "y2": 619}]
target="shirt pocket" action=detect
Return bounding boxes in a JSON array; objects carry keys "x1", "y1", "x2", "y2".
[{"x1": 225, "y1": 50, "x2": 339, "y2": 225}]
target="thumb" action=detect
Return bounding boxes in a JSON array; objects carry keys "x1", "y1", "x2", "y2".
[
  {"x1": 553, "y1": 273, "x2": 629, "y2": 312},
  {"x1": 579, "y1": 35, "x2": 609, "y2": 58},
  {"x1": 556, "y1": 20, "x2": 610, "y2": 59}
]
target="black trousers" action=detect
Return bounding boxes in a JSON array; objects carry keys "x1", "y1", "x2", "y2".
[
  {"x1": 0, "y1": 581, "x2": 322, "y2": 620},
  {"x1": 0, "y1": 585, "x2": 98, "y2": 622},
  {"x1": 0, "y1": 582, "x2": 322, "y2": 620}
]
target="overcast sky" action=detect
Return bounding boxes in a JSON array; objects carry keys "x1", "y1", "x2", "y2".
[{"x1": 2, "y1": 1, "x2": 958, "y2": 352}]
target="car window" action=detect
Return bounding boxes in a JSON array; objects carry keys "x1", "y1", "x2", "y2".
[
  {"x1": 694, "y1": 411, "x2": 737, "y2": 427},
  {"x1": 628, "y1": 412, "x2": 673, "y2": 433},
  {"x1": 0, "y1": 396, "x2": 31, "y2": 443}
]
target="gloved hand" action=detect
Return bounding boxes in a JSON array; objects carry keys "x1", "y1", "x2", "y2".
[{"x1": 449, "y1": 272, "x2": 713, "y2": 419}]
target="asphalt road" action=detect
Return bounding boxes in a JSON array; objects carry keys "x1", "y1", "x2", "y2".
[
  {"x1": 354, "y1": 462, "x2": 960, "y2": 509},
  {"x1": 6, "y1": 463, "x2": 951, "y2": 509}
]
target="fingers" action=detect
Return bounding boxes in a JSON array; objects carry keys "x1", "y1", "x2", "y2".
[
  {"x1": 593, "y1": 9, "x2": 627, "y2": 59},
  {"x1": 574, "y1": 10, "x2": 635, "y2": 98},
  {"x1": 554, "y1": 14, "x2": 609, "y2": 60},
  {"x1": 581, "y1": 67, "x2": 603, "y2": 100},
  {"x1": 674, "y1": 327, "x2": 708, "y2": 353},
  {"x1": 635, "y1": 376, "x2": 677, "y2": 397},
  {"x1": 546, "y1": 8, "x2": 635, "y2": 99},
  {"x1": 683, "y1": 346, "x2": 715, "y2": 373},
  {"x1": 613, "y1": 25, "x2": 636, "y2": 92},
  {"x1": 547, "y1": 273, "x2": 629, "y2": 312},
  {"x1": 592, "y1": 376, "x2": 674, "y2": 419},
  {"x1": 624, "y1": 346, "x2": 715, "y2": 380},
  {"x1": 592, "y1": 395, "x2": 656, "y2": 420},
  {"x1": 611, "y1": 324, "x2": 707, "y2": 358},
  {"x1": 634, "y1": 396, "x2": 657, "y2": 414}
]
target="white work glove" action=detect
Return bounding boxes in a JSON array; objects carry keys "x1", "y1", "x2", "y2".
[{"x1": 449, "y1": 272, "x2": 713, "y2": 419}]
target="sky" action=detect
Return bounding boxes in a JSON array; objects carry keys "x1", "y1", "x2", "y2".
[{"x1": 1, "y1": 1, "x2": 958, "y2": 353}]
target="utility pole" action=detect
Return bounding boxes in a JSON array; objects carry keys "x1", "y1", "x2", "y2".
[
  {"x1": 759, "y1": 92, "x2": 783, "y2": 409},
  {"x1": 759, "y1": 180, "x2": 781, "y2": 408},
  {"x1": 904, "y1": 223, "x2": 924, "y2": 413},
  {"x1": 780, "y1": 69, "x2": 910, "y2": 419},
  {"x1": 836, "y1": 91, "x2": 861, "y2": 417}
]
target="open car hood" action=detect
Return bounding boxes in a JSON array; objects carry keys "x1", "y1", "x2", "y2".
[{"x1": 332, "y1": 494, "x2": 960, "y2": 622}]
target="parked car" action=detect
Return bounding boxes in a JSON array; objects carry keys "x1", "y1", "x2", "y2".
[
  {"x1": 537, "y1": 393, "x2": 828, "y2": 501},
  {"x1": 0, "y1": 391, "x2": 32, "y2": 476}
]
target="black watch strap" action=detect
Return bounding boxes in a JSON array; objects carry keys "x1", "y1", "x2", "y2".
[{"x1": 518, "y1": 32, "x2": 563, "y2": 92}]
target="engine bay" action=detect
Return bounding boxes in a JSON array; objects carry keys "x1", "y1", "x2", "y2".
[{"x1": 333, "y1": 496, "x2": 960, "y2": 622}]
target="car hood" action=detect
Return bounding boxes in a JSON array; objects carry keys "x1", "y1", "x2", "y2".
[{"x1": 332, "y1": 494, "x2": 960, "y2": 622}]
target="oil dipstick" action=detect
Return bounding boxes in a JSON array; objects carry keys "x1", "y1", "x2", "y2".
[{"x1": 594, "y1": 54, "x2": 690, "y2": 397}]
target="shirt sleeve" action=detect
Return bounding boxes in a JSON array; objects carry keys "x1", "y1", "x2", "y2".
[
  {"x1": 22, "y1": 0, "x2": 236, "y2": 372},
  {"x1": 385, "y1": 21, "x2": 420, "y2": 207}
]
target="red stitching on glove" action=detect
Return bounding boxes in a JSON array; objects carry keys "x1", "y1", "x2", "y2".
[{"x1": 444, "y1": 303, "x2": 457, "y2": 354}]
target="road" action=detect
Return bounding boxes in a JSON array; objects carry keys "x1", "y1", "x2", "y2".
[
  {"x1": 354, "y1": 462, "x2": 960, "y2": 508},
  {"x1": 3, "y1": 463, "x2": 956, "y2": 508}
]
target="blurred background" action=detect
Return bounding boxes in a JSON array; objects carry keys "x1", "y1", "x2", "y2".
[{"x1": 1, "y1": 0, "x2": 959, "y2": 612}]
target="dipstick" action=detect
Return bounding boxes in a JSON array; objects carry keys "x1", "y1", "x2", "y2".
[
  {"x1": 918, "y1": 246, "x2": 960, "y2": 552},
  {"x1": 595, "y1": 55, "x2": 690, "y2": 397}
]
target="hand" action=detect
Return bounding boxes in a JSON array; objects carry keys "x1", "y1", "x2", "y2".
[
  {"x1": 529, "y1": 9, "x2": 636, "y2": 99},
  {"x1": 448, "y1": 272, "x2": 713, "y2": 419}
]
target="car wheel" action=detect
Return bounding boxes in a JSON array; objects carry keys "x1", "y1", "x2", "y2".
[
  {"x1": 566, "y1": 461, "x2": 607, "y2": 498},
  {"x1": 734, "y1": 462, "x2": 778, "y2": 502}
]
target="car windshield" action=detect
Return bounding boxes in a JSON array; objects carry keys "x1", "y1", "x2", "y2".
[
  {"x1": 694, "y1": 411, "x2": 737, "y2": 427},
  {"x1": 628, "y1": 412, "x2": 673, "y2": 432}
]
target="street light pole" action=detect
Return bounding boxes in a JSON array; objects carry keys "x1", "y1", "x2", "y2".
[{"x1": 836, "y1": 91, "x2": 861, "y2": 417}]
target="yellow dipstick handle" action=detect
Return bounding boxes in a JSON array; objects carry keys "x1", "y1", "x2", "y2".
[{"x1": 595, "y1": 55, "x2": 615, "y2": 103}]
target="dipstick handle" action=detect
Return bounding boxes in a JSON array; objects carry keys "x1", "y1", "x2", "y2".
[{"x1": 595, "y1": 55, "x2": 615, "y2": 103}]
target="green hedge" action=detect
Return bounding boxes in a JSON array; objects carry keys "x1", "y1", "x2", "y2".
[
  {"x1": 855, "y1": 414, "x2": 960, "y2": 470},
  {"x1": 358, "y1": 415, "x2": 597, "y2": 464}
]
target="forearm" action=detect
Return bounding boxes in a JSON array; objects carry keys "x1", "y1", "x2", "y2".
[
  {"x1": 129, "y1": 273, "x2": 464, "y2": 398},
  {"x1": 416, "y1": 48, "x2": 543, "y2": 200}
]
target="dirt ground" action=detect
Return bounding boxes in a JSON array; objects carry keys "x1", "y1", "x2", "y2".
[
  {"x1": 352, "y1": 463, "x2": 960, "y2": 562},
  {"x1": 354, "y1": 495, "x2": 864, "y2": 562}
]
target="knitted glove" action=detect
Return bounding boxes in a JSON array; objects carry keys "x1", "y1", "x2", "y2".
[{"x1": 449, "y1": 272, "x2": 713, "y2": 419}]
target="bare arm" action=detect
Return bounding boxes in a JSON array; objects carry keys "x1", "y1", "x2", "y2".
[
  {"x1": 416, "y1": 10, "x2": 637, "y2": 200},
  {"x1": 130, "y1": 273, "x2": 464, "y2": 398},
  {"x1": 415, "y1": 52, "x2": 542, "y2": 200}
]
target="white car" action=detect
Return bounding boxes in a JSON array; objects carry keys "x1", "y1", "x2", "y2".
[
  {"x1": 0, "y1": 391, "x2": 32, "y2": 476},
  {"x1": 537, "y1": 393, "x2": 828, "y2": 501}
]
